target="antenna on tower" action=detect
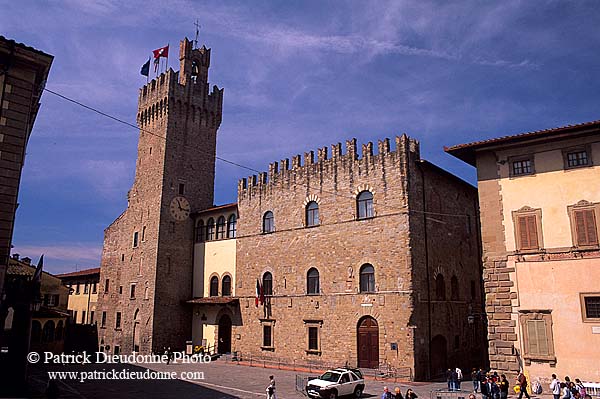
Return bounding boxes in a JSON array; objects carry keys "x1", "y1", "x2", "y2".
[{"x1": 194, "y1": 19, "x2": 201, "y2": 49}]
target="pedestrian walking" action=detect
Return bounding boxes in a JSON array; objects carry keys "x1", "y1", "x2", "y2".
[
  {"x1": 499, "y1": 374, "x2": 509, "y2": 399},
  {"x1": 516, "y1": 372, "x2": 531, "y2": 399},
  {"x1": 575, "y1": 379, "x2": 586, "y2": 398},
  {"x1": 394, "y1": 387, "x2": 404, "y2": 399},
  {"x1": 472, "y1": 368, "x2": 480, "y2": 393},
  {"x1": 406, "y1": 388, "x2": 418, "y2": 399},
  {"x1": 456, "y1": 367, "x2": 463, "y2": 391},
  {"x1": 447, "y1": 369, "x2": 454, "y2": 391},
  {"x1": 382, "y1": 386, "x2": 393, "y2": 399},
  {"x1": 266, "y1": 375, "x2": 277, "y2": 399},
  {"x1": 481, "y1": 377, "x2": 491, "y2": 399},
  {"x1": 562, "y1": 383, "x2": 572, "y2": 399},
  {"x1": 550, "y1": 374, "x2": 561, "y2": 399}
]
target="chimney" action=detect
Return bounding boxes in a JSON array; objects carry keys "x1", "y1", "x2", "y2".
[
  {"x1": 12, "y1": 253, "x2": 19, "y2": 260},
  {"x1": 22, "y1": 257, "x2": 31, "y2": 265}
]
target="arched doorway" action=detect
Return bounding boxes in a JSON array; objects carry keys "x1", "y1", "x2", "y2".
[
  {"x1": 430, "y1": 335, "x2": 448, "y2": 378},
  {"x1": 133, "y1": 309, "x2": 141, "y2": 352},
  {"x1": 357, "y1": 316, "x2": 379, "y2": 369},
  {"x1": 217, "y1": 314, "x2": 232, "y2": 354}
]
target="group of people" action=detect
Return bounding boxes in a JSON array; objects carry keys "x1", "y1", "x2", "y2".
[
  {"x1": 381, "y1": 386, "x2": 418, "y2": 399},
  {"x1": 550, "y1": 375, "x2": 591, "y2": 399},
  {"x1": 447, "y1": 368, "x2": 465, "y2": 391},
  {"x1": 468, "y1": 369, "x2": 511, "y2": 399}
]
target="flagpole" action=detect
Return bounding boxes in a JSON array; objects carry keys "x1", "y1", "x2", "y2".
[
  {"x1": 166, "y1": 42, "x2": 169, "y2": 73},
  {"x1": 147, "y1": 57, "x2": 150, "y2": 84}
]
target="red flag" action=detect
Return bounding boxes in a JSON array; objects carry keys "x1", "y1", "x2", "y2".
[
  {"x1": 153, "y1": 45, "x2": 169, "y2": 59},
  {"x1": 259, "y1": 282, "x2": 265, "y2": 306}
]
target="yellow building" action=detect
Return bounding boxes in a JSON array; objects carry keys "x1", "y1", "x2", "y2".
[
  {"x1": 57, "y1": 267, "x2": 100, "y2": 325},
  {"x1": 188, "y1": 203, "x2": 238, "y2": 355},
  {"x1": 446, "y1": 120, "x2": 600, "y2": 382}
]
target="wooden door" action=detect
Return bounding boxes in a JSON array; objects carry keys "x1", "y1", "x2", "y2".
[{"x1": 357, "y1": 316, "x2": 379, "y2": 369}]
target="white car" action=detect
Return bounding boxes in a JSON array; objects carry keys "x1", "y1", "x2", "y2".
[{"x1": 306, "y1": 368, "x2": 365, "y2": 399}]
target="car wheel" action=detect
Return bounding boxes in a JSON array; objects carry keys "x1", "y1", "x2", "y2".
[
  {"x1": 354, "y1": 386, "x2": 363, "y2": 398},
  {"x1": 329, "y1": 390, "x2": 338, "y2": 399}
]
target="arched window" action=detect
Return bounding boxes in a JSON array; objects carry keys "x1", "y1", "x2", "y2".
[
  {"x1": 216, "y1": 216, "x2": 226, "y2": 239},
  {"x1": 222, "y1": 275, "x2": 231, "y2": 296},
  {"x1": 56, "y1": 320, "x2": 64, "y2": 341},
  {"x1": 359, "y1": 264, "x2": 375, "y2": 293},
  {"x1": 307, "y1": 268, "x2": 320, "y2": 295},
  {"x1": 42, "y1": 320, "x2": 55, "y2": 343},
  {"x1": 31, "y1": 320, "x2": 42, "y2": 343},
  {"x1": 436, "y1": 274, "x2": 446, "y2": 301},
  {"x1": 357, "y1": 191, "x2": 374, "y2": 219},
  {"x1": 451, "y1": 275, "x2": 459, "y2": 301},
  {"x1": 262, "y1": 272, "x2": 273, "y2": 296},
  {"x1": 206, "y1": 218, "x2": 215, "y2": 241},
  {"x1": 306, "y1": 201, "x2": 319, "y2": 227},
  {"x1": 263, "y1": 211, "x2": 274, "y2": 233},
  {"x1": 227, "y1": 214, "x2": 237, "y2": 238},
  {"x1": 210, "y1": 276, "x2": 219, "y2": 297},
  {"x1": 196, "y1": 220, "x2": 204, "y2": 243}
]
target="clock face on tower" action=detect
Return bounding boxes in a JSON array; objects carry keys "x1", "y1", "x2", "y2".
[{"x1": 169, "y1": 196, "x2": 191, "y2": 221}]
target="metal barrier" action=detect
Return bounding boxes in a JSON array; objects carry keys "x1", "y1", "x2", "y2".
[
  {"x1": 224, "y1": 352, "x2": 413, "y2": 381},
  {"x1": 296, "y1": 374, "x2": 319, "y2": 396},
  {"x1": 430, "y1": 389, "x2": 471, "y2": 399}
]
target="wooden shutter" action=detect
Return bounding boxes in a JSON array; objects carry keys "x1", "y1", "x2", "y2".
[
  {"x1": 518, "y1": 215, "x2": 539, "y2": 250},
  {"x1": 574, "y1": 209, "x2": 598, "y2": 246},
  {"x1": 526, "y1": 320, "x2": 548, "y2": 356}
]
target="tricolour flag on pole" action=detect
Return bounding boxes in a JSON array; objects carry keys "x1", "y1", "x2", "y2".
[
  {"x1": 255, "y1": 279, "x2": 260, "y2": 307},
  {"x1": 32, "y1": 254, "x2": 44, "y2": 283},
  {"x1": 140, "y1": 58, "x2": 150, "y2": 77}
]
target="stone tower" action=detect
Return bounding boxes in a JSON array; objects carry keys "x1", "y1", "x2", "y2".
[{"x1": 97, "y1": 37, "x2": 223, "y2": 354}]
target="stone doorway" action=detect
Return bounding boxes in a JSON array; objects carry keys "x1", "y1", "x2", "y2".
[
  {"x1": 217, "y1": 314, "x2": 232, "y2": 354},
  {"x1": 430, "y1": 334, "x2": 448, "y2": 378},
  {"x1": 357, "y1": 316, "x2": 379, "y2": 369}
]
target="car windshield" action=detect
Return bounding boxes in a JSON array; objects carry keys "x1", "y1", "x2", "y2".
[{"x1": 320, "y1": 372, "x2": 341, "y2": 382}]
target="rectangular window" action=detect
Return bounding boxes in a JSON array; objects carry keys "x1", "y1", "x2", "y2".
[
  {"x1": 526, "y1": 320, "x2": 549, "y2": 356},
  {"x1": 519, "y1": 311, "x2": 555, "y2": 365},
  {"x1": 119, "y1": 286, "x2": 123, "y2": 295},
  {"x1": 263, "y1": 325, "x2": 272, "y2": 348},
  {"x1": 90, "y1": 311, "x2": 95, "y2": 324},
  {"x1": 73, "y1": 311, "x2": 78, "y2": 323},
  {"x1": 47, "y1": 294, "x2": 57, "y2": 307},
  {"x1": 101, "y1": 311, "x2": 107, "y2": 327},
  {"x1": 142, "y1": 226, "x2": 146, "y2": 241},
  {"x1": 580, "y1": 294, "x2": 600, "y2": 322},
  {"x1": 130, "y1": 284, "x2": 136, "y2": 299},
  {"x1": 517, "y1": 214, "x2": 539, "y2": 250},
  {"x1": 511, "y1": 159, "x2": 533, "y2": 176},
  {"x1": 92, "y1": 282, "x2": 97, "y2": 293},
  {"x1": 574, "y1": 209, "x2": 598, "y2": 246},
  {"x1": 84, "y1": 283, "x2": 89, "y2": 294},
  {"x1": 82, "y1": 311, "x2": 86, "y2": 324},
  {"x1": 76, "y1": 283, "x2": 80, "y2": 294},
  {"x1": 115, "y1": 312, "x2": 122, "y2": 329},
  {"x1": 179, "y1": 183, "x2": 185, "y2": 195},
  {"x1": 567, "y1": 150, "x2": 589, "y2": 167},
  {"x1": 133, "y1": 231, "x2": 139, "y2": 248},
  {"x1": 105, "y1": 279, "x2": 109, "y2": 293},
  {"x1": 308, "y1": 327, "x2": 319, "y2": 350}
]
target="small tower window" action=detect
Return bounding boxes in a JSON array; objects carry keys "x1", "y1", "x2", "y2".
[
  {"x1": 206, "y1": 218, "x2": 215, "y2": 241},
  {"x1": 359, "y1": 264, "x2": 375, "y2": 293},
  {"x1": 262, "y1": 272, "x2": 273, "y2": 296},
  {"x1": 307, "y1": 268, "x2": 320, "y2": 295},
  {"x1": 306, "y1": 201, "x2": 319, "y2": 227},
  {"x1": 222, "y1": 275, "x2": 231, "y2": 297},
  {"x1": 357, "y1": 191, "x2": 374, "y2": 219},
  {"x1": 210, "y1": 276, "x2": 219, "y2": 297},
  {"x1": 263, "y1": 211, "x2": 274, "y2": 234},
  {"x1": 179, "y1": 184, "x2": 185, "y2": 195}
]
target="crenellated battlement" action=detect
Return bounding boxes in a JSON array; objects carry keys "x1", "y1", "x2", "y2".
[
  {"x1": 136, "y1": 37, "x2": 224, "y2": 130},
  {"x1": 237, "y1": 134, "x2": 420, "y2": 194}
]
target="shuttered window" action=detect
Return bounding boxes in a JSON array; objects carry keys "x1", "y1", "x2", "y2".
[
  {"x1": 574, "y1": 209, "x2": 598, "y2": 246},
  {"x1": 526, "y1": 320, "x2": 549, "y2": 356},
  {"x1": 517, "y1": 215, "x2": 539, "y2": 250}
]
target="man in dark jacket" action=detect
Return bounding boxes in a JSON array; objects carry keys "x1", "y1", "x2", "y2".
[{"x1": 517, "y1": 372, "x2": 531, "y2": 399}]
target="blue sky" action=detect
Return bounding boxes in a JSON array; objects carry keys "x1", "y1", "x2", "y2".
[{"x1": 2, "y1": 0, "x2": 600, "y2": 274}]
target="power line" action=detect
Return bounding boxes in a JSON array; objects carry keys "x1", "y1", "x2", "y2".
[{"x1": 43, "y1": 87, "x2": 473, "y2": 219}]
